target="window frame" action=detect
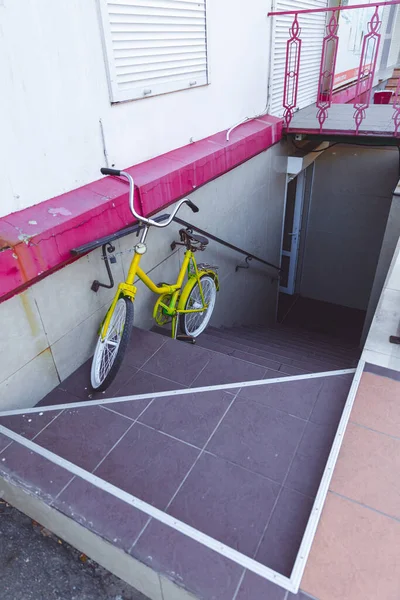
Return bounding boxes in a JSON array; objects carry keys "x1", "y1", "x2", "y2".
[{"x1": 96, "y1": 0, "x2": 210, "y2": 103}]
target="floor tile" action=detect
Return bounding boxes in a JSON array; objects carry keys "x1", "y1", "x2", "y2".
[
  {"x1": 89, "y1": 366, "x2": 139, "y2": 400},
  {"x1": 118, "y1": 369, "x2": 186, "y2": 397},
  {"x1": 58, "y1": 359, "x2": 98, "y2": 400},
  {"x1": 235, "y1": 571, "x2": 287, "y2": 600},
  {"x1": 207, "y1": 399, "x2": 306, "y2": 482},
  {"x1": 286, "y1": 421, "x2": 336, "y2": 498},
  {"x1": 142, "y1": 339, "x2": 210, "y2": 386},
  {"x1": 95, "y1": 423, "x2": 199, "y2": 510},
  {"x1": 350, "y1": 372, "x2": 400, "y2": 438},
  {"x1": 60, "y1": 358, "x2": 138, "y2": 400},
  {"x1": 33, "y1": 406, "x2": 131, "y2": 472},
  {"x1": 37, "y1": 387, "x2": 81, "y2": 407},
  {"x1": 0, "y1": 432, "x2": 11, "y2": 453},
  {"x1": 278, "y1": 363, "x2": 309, "y2": 376},
  {"x1": 55, "y1": 477, "x2": 148, "y2": 552},
  {"x1": 99, "y1": 398, "x2": 153, "y2": 421},
  {"x1": 0, "y1": 444, "x2": 72, "y2": 499},
  {"x1": 302, "y1": 492, "x2": 400, "y2": 600},
  {"x1": 167, "y1": 452, "x2": 280, "y2": 556},
  {"x1": 364, "y1": 362, "x2": 400, "y2": 383},
  {"x1": 330, "y1": 422, "x2": 400, "y2": 519},
  {"x1": 0, "y1": 409, "x2": 61, "y2": 440},
  {"x1": 138, "y1": 390, "x2": 232, "y2": 447},
  {"x1": 309, "y1": 374, "x2": 353, "y2": 426},
  {"x1": 231, "y1": 349, "x2": 282, "y2": 371},
  {"x1": 192, "y1": 353, "x2": 266, "y2": 387},
  {"x1": 256, "y1": 487, "x2": 314, "y2": 577},
  {"x1": 263, "y1": 368, "x2": 289, "y2": 379},
  {"x1": 237, "y1": 377, "x2": 324, "y2": 420},
  {"x1": 125, "y1": 327, "x2": 166, "y2": 368},
  {"x1": 133, "y1": 520, "x2": 243, "y2": 600}
]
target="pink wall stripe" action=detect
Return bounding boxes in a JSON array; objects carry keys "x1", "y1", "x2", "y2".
[{"x1": 0, "y1": 116, "x2": 283, "y2": 302}]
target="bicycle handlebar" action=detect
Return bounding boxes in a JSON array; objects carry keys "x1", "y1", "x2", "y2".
[
  {"x1": 100, "y1": 167, "x2": 122, "y2": 177},
  {"x1": 100, "y1": 168, "x2": 199, "y2": 227}
]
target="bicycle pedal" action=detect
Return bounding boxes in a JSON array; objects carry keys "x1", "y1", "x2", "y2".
[{"x1": 176, "y1": 335, "x2": 196, "y2": 344}]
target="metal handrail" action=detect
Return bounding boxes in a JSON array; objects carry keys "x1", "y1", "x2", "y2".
[
  {"x1": 172, "y1": 216, "x2": 281, "y2": 273},
  {"x1": 71, "y1": 212, "x2": 281, "y2": 291},
  {"x1": 268, "y1": 0, "x2": 400, "y2": 17},
  {"x1": 70, "y1": 214, "x2": 170, "y2": 256}
]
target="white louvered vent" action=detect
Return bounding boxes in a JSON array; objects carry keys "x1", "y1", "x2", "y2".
[
  {"x1": 270, "y1": 1, "x2": 329, "y2": 117},
  {"x1": 97, "y1": 0, "x2": 208, "y2": 102}
]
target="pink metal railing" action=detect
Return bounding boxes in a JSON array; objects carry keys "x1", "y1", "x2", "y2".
[
  {"x1": 283, "y1": 14, "x2": 302, "y2": 128},
  {"x1": 394, "y1": 77, "x2": 400, "y2": 135},
  {"x1": 268, "y1": 0, "x2": 400, "y2": 135}
]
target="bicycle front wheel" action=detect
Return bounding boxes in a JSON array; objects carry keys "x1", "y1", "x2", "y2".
[
  {"x1": 91, "y1": 296, "x2": 134, "y2": 392},
  {"x1": 180, "y1": 275, "x2": 217, "y2": 337}
]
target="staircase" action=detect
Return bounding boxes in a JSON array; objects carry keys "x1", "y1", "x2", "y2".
[
  {"x1": 385, "y1": 67, "x2": 400, "y2": 103},
  {"x1": 4, "y1": 317, "x2": 360, "y2": 600},
  {"x1": 194, "y1": 324, "x2": 359, "y2": 375},
  {"x1": 38, "y1": 320, "x2": 360, "y2": 406}
]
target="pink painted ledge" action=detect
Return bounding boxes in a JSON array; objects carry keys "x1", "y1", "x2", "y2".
[
  {"x1": 0, "y1": 115, "x2": 283, "y2": 302},
  {"x1": 332, "y1": 80, "x2": 370, "y2": 105}
]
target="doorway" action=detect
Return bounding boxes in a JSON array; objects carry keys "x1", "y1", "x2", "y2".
[{"x1": 280, "y1": 170, "x2": 306, "y2": 296}]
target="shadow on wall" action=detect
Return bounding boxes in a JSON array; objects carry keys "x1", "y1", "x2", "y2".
[
  {"x1": 0, "y1": 144, "x2": 288, "y2": 411},
  {"x1": 298, "y1": 144, "x2": 399, "y2": 317}
]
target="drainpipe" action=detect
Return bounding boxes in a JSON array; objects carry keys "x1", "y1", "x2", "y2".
[{"x1": 226, "y1": 0, "x2": 275, "y2": 141}]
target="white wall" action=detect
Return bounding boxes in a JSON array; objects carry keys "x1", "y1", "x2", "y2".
[
  {"x1": 362, "y1": 187, "x2": 400, "y2": 343},
  {"x1": 0, "y1": 0, "x2": 272, "y2": 217},
  {"x1": 362, "y1": 233, "x2": 400, "y2": 372},
  {"x1": 299, "y1": 145, "x2": 399, "y2": 311},
  {"x1": 0, "y1": 145, "x2": 287, "y2": 411}
]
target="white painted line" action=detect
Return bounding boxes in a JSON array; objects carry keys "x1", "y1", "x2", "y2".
[
  {"x1": 289, "y1": 359, "x2": 365, "y2": 592},
  {"x1": 0, "y1": 424, "x2": 296, "y2": 593},
  {"x1": 0, "y1": 369, "x2": 356, "y2": 417}
]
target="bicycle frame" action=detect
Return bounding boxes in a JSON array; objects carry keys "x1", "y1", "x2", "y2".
[{"x1": 101, "y1": 243, "x2": 208, "y2": 340}]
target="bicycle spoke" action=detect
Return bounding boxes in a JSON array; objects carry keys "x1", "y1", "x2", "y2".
[
  {"x1": 92, "y1": 298, "x2": 128, "y2": 389},
  {"x1": 183, "y1": 276, "x2": 216, "y2": 337}
]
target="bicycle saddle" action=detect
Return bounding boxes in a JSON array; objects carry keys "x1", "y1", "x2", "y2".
[{"x1": 179, "y1": 228, "x2": 209, "y2": 250}]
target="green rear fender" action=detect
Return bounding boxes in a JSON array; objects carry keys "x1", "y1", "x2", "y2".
[{"x1": 177, "y1": 270, "x2": 219, "y2": 311}]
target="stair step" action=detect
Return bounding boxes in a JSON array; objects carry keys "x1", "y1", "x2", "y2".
[
  {"x1": 207, "y1": 329, "x2": 353, "y2": 371},
  {"x1": 219, "y1": 327, "x2": 358, "y2": 363},
  {"x1": 239, "y1": 323, "x2": 360, "y2": 353},
  {"x1": 196, "y1": 333, "x2": 343, "y2": 375},
  {"x1": 244, "y1": 323, "x2": 359, "y2": 351},
  {"x1": 194, "y1": 336, "x2": 288, "y2": 373},
  {"x1": 201, "y1": 330, "x2": 344, "y2": 370},
  {"x1": 238, "y1": 332, "x2": 359, "y2": 363}
]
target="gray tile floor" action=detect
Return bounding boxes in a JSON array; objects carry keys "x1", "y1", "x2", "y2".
[
  {"x1": 289, "y1": 103, "x2": 396, "y2": 135},
  {"x1": 1, "y1": 320, "x2": 357, "y2": 599},
  {"x1": 0, "y1": 372, "x2": 352, "y2": 587}
]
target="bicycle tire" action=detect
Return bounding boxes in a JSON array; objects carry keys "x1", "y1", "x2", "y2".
[
  {"x1": 180, "y1": 274, "x2": 217, "y2": 337},
  {"x1": 90, "y1": 296, "x2": 134, "y2": 392}
]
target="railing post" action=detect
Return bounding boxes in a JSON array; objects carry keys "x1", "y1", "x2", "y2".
[
  {"x1": 353, "y1": 6, "x2": 382, "y2": 134},
  {"x1": 393, "y1": 77, "x2": 400, "y2": 136},
  {"x1": 316, "y1": 13, "x2": 339, "y2": 132},
  {"x1": 283, "y1": 14, "x2": 302, "y2": 128}
]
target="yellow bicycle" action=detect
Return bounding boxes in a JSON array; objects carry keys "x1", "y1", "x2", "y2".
[{"x1": 91, "y1": 168, "x2": 219, "y2": 392}]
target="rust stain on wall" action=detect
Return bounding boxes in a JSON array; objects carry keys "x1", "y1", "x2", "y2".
[{"x1": 19, "y1": 291, "x2": 40, "y2": 337}]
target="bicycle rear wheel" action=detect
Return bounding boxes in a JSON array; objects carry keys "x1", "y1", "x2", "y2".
[
  {"x1": 180, "y1": 275, "x2": 217, "y2": 337},
  {"x1": 91, "y1": 296, "x2": 134, "y2": 392}
]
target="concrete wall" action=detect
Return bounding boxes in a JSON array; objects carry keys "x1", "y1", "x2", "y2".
[
  {"x1": 0, "y1": 145, "x2": 287, "y2": 411},
  {"x1": 362, "y1": 233, "x2": 400, "y2": 372},
  {"x1": 362, "y1": 184, "x2": 400, "y2": 343},
  {"x1": 0, "y1": 0, "x2": 272, "y2": 217},
  {"x1": 299, "y1": 145, "x2": 399, "y2": 311}
]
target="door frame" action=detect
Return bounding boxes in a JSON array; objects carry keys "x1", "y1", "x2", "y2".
[{"x1": 280, "y1": 170, "x2": 306, "y2": 295}]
